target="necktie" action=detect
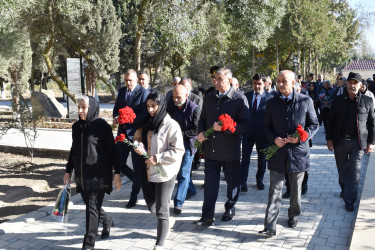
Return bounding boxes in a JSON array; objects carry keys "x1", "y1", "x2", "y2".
[
  {"x1": 253, "y1": 93, "x2": 258, "y2": 112},
  {"x1": 125, "y1": 90, "x2": 131, "y2": 106},
  {"x1": 284, "y1": 98, "x2": 290, "y2": 105}
]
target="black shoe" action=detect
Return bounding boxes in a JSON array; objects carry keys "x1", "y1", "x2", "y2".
[
  {"x1": 192, "y1": 162, "x2": 200, "y2": 170},
  {"x1": 241, "y1": 185, "x2": 248, "y2": 192},
  {"x1": 282, "y1": 191, "x2": 290, "y2": 199},
  {"x1": 193, "y1": 217, "x2": 214, "y2": 227},
  {"x1": 301, "y1": 184, "x2": 308, "y2": 195},
  {"x1": 258, "y1": 228, "x2": 276, "y2": 237},
  {"x1": 257, "y1": 182, "x2": 265, "y2": 190},
  {"x1": 186, "y1": 193, "x2": 196, "y2": 200},
  {"x1": 173, "y1": 207, "x2": 182, "y2": 215},
  {"x1": 101, "y1": 221, "x2": 114, "y2": 239},
  {"x1": 126, "y1": 198, "x2": 138, "y2": 208},
  {"x1": 221, "y1": 209, "x2": 235, "y2": 222},
  {"x1": 345, "y1": 202, "x2": 354, "y2": 212},
  {"x1": 287, "y1": 218, "x2": 298, "y2": 228}
]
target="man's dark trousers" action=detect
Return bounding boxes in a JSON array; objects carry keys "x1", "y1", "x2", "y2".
[
  {"x1": 116, "y1": 142, "x2": 142, "y2": 200},
  {"x1": 241, "y1": 130, "x2": 267, "y2": 187},
  {"x1": 265, "y1": 169, "x2": 304, "y2": 230},
  {"x1": 334, "y1": 138, "x2": 364, "y2": 204},
  {"x1": 202, "y1": 159, "x2": 241, "y2": 220}
]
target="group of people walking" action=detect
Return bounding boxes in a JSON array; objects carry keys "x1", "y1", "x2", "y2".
[{"x1": 63, "y1": 67, "x2": 375, "y2": 249}]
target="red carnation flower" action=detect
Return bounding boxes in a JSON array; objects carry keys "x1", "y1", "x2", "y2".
[
  {"x1": 194, "y1": 114, "x2": 236, "y2": 151},
  {"x1": 262, "y1": 124, "x2": 309, "y2": 160},
  {"x1": 218, "y1": 114, "x2": 237, "y2": 133},
  {"x1": 296, "y1": 125, "x2": 308, "y2": 142},
  {"x1": 118, "y1": 107, "x2": 136, "y2": 124},
  {"x1": 115, "y1": 133, "x2": 126, "y2": 143}
]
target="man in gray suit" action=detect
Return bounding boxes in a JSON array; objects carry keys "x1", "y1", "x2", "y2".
[{"x1": 258, "y1": 70, "x2": 319, "y2": 237}]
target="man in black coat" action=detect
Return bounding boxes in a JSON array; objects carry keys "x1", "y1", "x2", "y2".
[
  {"x1": 194, "y1": 68, "x2": 251, "y2": 226},
  {"x1": 179, "y1": 76, "x2": 203, "y2": 108},
  {"x1": 113, "y1": 69, "x2": 149, "y2": 208},
  {"x1": 241, "y1": 73, "x2": 271, "y2": 192},
  {"x1": 326, "y1": 72, "x2": 375, "y2": 212},
  {"x1": 138, "y1": 70, "x2": 156, "y2": 93},
  {"x1": 258, "y1": 70, "x2": 319, "y2": 237}
]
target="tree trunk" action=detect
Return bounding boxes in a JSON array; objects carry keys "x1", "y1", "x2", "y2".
[
  {"x1": 61, "y1": 34, "x2": 116, "y2": 100},
  {"x1": 114, "y1": 72, "x2": 122, "y2": 91},
  {"x1": 276, "y1": 42, "x2": 279, "y2": 74},
  {"x1": 134, "y1": 0, "x2": 149, "y2": 72},
  {"x1": 315, "y1": 53, "x2": 318, "y2": 77},
  {"x1": 43, "y1": 36, "x2": 76, "y2": 103},
  {"x1": 252, "y1": 46, "x2": 255, "y2": 76},
  {"x1": 303, "y1": 43, "x2": 306, "y2": 78},
  {"x1": 308, "y1": 47, "x2": 312, "y2": 74},
  {"x1": 297, "y1": 43, "x2": 301, "y2": 75},
  {"x1": 153, "y1": 49, "x2": 167, "y2": 86},
  {"x1": 30, "y1": 61, "x2": 35, "y2": 92}
]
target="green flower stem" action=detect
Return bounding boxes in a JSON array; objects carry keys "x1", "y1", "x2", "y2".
[
  {"x1": 262, "y1": 131, "x2": 301, "y2": 160},
  {"x1": 122, "y1": 139, "x2": 166, "y2": 178},
  {"x1": 193, "y1": 121, "x2": 223, "y2": 150}
]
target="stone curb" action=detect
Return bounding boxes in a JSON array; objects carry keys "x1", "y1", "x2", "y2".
[{"x1": 350, "y1": 152, "x2": 375, "y2": 249}]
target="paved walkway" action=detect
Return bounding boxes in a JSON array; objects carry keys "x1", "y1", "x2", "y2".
[{"x1": 0, "y1": 126, "x2": 368, "y2": 250}]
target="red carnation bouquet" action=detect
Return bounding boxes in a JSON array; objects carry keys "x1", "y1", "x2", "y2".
[
  {"x1": 194, "y1": 114, "x2": 237, "y2": 150},
  {"x1": 115, "y1": 134, "x2": 166, "y2": 177},
  {"x1": 262, "y1": 124, "x2": 309, "y2": 161},
  {"x1": 118, "y1": 107, "x2": 136, "y2": 124}
]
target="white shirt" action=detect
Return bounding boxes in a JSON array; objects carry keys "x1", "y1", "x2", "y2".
[{"x1": 217, "y1": 87, "x2": 231, "y2": 98}]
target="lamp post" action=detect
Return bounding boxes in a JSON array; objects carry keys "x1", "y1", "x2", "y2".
[{"x1": 293, "y1": 55, "x2": 299, "y2": 76}]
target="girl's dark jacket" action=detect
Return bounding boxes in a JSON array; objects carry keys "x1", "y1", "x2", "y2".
[{"x1": 66, "y1": 97, "x2": 120, "y2": 194}]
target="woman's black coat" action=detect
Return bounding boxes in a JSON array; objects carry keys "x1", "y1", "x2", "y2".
[{"x1": 66, "y1": 97, "x2": 120, "y2": 194}]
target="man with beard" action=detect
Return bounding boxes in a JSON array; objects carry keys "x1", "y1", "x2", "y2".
[
  {"x1": 167, "y1": 85, "x2": 200, "y2": 215},
  {"x1": 326, "y1": 72, "x2": 375, "y2": 212}
]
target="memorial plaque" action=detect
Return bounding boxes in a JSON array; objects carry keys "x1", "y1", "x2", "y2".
[{"x1": 66, "y1": 58, "x2": 82, "y2": 119}]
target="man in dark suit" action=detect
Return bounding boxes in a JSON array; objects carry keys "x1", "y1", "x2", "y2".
[
  {"x1": 113, "y1": 69, "x2": 149, "y2": 208},
  {"x1": 241, "y1": 73, "x2": 271, "y2": 192},
  {"x1": 194, "y1": 68, "x2": 251, "y2": 226},
  {"x1": 138, "y1": 70, "x2": 156, "y2": 93},
  {"x1": 258, "y1": 70, "x2": 319, "y2": 237},
  {"x1": 179, "y1": 76, "x2": 203, "y2": 108}
]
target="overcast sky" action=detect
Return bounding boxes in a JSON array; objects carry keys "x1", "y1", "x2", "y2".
[{"x1": 347, "y1": 0, "x2": 375, "y2": 53}]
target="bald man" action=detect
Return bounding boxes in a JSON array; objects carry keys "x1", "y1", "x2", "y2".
[
  {"x1": 258, "y1": 70, "x2": 319, "y2": 237},
  {"x1": 167, "y1": 85, "x2": 201, "y2": 215},
  {"x1": 231, "y1": 77, "x2": 240, "y2": 91}
]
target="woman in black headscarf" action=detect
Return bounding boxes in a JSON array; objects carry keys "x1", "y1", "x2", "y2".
[
  {"x1": 133, "y1": 92, "x2": 184, "y2": 250},
  {"x1": 63, "y1": 95, "x2": 122, "y2": 250}
]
